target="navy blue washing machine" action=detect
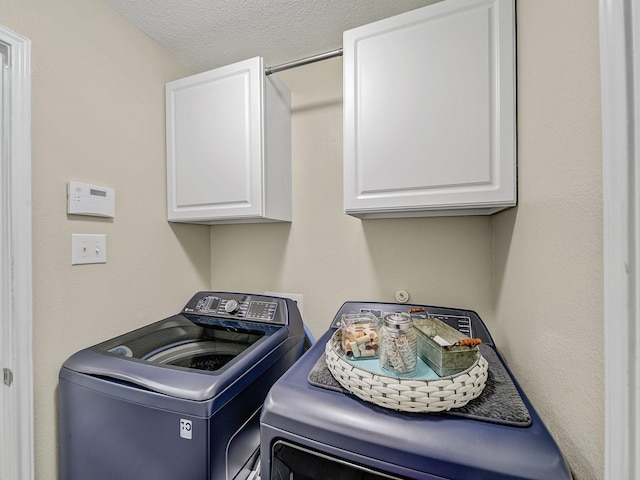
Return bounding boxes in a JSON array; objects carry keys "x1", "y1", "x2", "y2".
[
  {"x1": 260, "y1": 301, "x2": 573, "y2": 480},
  {"x1": 59, "y1": 291, "x2": 305, "y2": 480}
]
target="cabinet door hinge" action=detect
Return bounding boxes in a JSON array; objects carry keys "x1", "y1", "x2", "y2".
[{"x1": 3, "y1": 368, "x2": 13, "y2": 387}]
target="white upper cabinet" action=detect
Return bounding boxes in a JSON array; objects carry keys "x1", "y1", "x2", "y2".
[
  {"x1": 166, "y1": 57, "x2": 291, "y2": 224},
  {"x1": 343, "y1": 0, "x2": 516, "y2": 218}
]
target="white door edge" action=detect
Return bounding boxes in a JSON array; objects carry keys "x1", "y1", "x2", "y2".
[
  {"x1": 0, "y1": 24, "x2": 33, "y2": 480},
  {"x1": 599, "y1": 1, "x2": 639, "y2": 478}
]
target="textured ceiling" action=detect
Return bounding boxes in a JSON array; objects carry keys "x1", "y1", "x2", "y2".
[{"x1": 101, "y1": 0, "x2": 441, "y2": 73}]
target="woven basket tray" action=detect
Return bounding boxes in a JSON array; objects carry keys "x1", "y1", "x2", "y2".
[{"x1": 325, "y1": 330, "x2": 489, "y2": 413}]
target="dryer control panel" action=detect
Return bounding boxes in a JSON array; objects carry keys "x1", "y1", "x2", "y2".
[
  {"x1": 330, "y1": 301, "x2": 494, "y2": 346},
  {"x1": 182, "y1": 292, "x2": 288, "y2": 325}
]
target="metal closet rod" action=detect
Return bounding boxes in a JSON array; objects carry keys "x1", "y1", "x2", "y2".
[{"x1": 265, "y1": 48, "x2": 343, "y2": 75}]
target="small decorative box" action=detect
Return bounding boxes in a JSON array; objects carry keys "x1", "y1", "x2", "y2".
[{"x1": 413, "y1": 317, "x2": 481, "y2": 377}]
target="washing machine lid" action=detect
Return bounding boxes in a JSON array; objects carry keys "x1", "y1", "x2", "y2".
[
  {"x1": 101, "y1": 315, "x2": 273, "y2": 369},
  {"x1": 61, "y1": 314, "x2": 289, "y2": 402}
]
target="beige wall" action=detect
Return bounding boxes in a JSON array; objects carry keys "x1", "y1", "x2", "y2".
[
  {"x1": 496, "y1": 1, "x2": 603, "y2": 479},
  {"x1": 0, "y1": 0, "x2": 211, "y2": 479},
  {"x1": 1, "y1": 0, "x2": 604, "y2": 479}
]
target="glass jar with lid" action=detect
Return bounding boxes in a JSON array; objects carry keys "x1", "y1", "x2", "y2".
[
  {"x1": 340, "y1": 312, "x2": 380, "y2": 360},
  {"x1": 378, "y1": 312, "x2": 418, "y2": 376}
]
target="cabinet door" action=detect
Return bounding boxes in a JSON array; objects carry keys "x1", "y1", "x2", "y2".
[
  {"x1": 166, "y1": 57, "x2": 264, "y2": 222},
  {"x1": 344, "y1": 0, "x2": 516, "y2": 218}
]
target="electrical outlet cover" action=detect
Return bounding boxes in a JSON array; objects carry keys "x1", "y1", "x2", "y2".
[{"x1": 265, "y1": 292, "x2": 303, "y2": 317}]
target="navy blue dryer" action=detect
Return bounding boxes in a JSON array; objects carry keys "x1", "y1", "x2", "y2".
[
  {"x1": 59, "y1": 291, "x2": 305, "y2": 480},
  {"x1": 260, "y1": 301, "x2": 572, "y2": 480}
]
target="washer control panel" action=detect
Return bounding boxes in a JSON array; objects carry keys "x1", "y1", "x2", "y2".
[{"x1": 182, "y1": 292, "x2": 286, "y2": 325}]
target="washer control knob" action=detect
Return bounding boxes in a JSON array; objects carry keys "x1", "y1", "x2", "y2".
[{"x1": 224, "y1": 299, "x2": 240, "y2": 314}]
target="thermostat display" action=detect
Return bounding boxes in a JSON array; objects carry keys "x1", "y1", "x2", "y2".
[{"x1": 67, "y1": 181, "x2": 115, "y2": 218}]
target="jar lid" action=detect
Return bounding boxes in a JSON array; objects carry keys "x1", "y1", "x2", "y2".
[{"x1": 383, "y1": 312, "x2": 412, "y2": 330}]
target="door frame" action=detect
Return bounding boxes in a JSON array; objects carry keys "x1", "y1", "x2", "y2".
[
  {"x1": 599, "y1": 0, "x2": 639, "y2": 478},
  {"x1": 0, "y1": 25, "x2": 33, "y2": 480}
]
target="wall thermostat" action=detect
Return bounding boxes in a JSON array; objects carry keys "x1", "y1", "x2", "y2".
[{"x1": 67, "y1": 181, "x2": 115, "y2": 218}]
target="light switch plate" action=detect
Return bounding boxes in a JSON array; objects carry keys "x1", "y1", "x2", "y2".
[{"x1": 72, "y1": 234, "x2": 107, "y2": 265}]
